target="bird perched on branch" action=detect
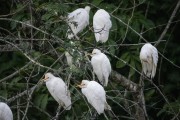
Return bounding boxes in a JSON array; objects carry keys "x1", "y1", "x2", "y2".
[
  {"x1": 67, "y1": 6, "x2": 90, "y2": 39},
  {"x1": 140, "y1": 43, "x2": 158, "y2": 78},
  {"x1": 93, "y1": 9, "x2": 112, "y2": 43},
  {"x1": 43, "y1": 73, "x2": 71, "y2": 110},
  {"x1": 0, "y1": 102, "x2": 13, "y2": 120},
  {"x1": 77, "y1": 80, "x2": 111, "y2": 114},
  {"x1": 90, "y1": 49, "x2": 111, "y2": 86},
  {"x1": 65, "y1": 51, "x2": 73, "y2": 67}
]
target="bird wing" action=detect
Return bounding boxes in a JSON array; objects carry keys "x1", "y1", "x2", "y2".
[
  {"x1": 141, "y1": 60, "x2": 152, "y2": 78},
  {"x1": 46, "y1": 78, "x2": 71, "y2": 110},
  {"x1": 82, "y1": 81, "x2": 106, "y2": 114},
  {"x1": 93, "y1": 10, "x2": 112, "y2": 42},
  {"x1": 93, "y1": 10, "x2": 111, "y2": 30},
  {"x1": 65, "y1": 51, "x2": 73, "y2": 66},
  {"x1": 67, "y1": 8, "x2": 89, "y2": 37},
  {"x1": 0, "y1": 103, "x2": 13, "y2": 120},
  {"x1": 68, "y1": 8, "x2": 83, "y2": 21},
  {"x1": 91, "y1": 56, "x2": 104, "y2": 83},
  {"x1": 101, "y1": 54, "x2": 111, "y2": 86},
  {"x1": 151, "y1": 46, "x2": 158, "y2": 78}
]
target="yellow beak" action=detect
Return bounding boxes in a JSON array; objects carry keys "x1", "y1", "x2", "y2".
[
  {"x1": 76, "y1": 84, "x2": 82, "y2": 88},
  {"x1": 86, "y1": 53, "x2": 92, "y2": 57},
  {"x1": 42, "y1": 76, "x2": 48, "y2": 82}
]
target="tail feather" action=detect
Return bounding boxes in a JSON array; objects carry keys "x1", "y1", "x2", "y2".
[{"x1": 151, "y1": 63, "x2": 157, "y2": 78}]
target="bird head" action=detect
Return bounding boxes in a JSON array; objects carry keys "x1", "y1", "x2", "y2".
[
  {"x1": 91, "y1": 49, "x2": 101, "y2": 57},
  {"x1": 140, "y1": 51, "x2": 151, "y2": 64},
  {"x1": 86, "y1": 49, "x2": 101, "y2": 57},
  {"x1": 42, "y1": 72, "x2": 54, "y2": 82},
  {"x1": 76, "y1": 80, "x2": 89, "y2": 88},
  {"x1": 85, "y1": 6, "x2": 91, "y2": 13},
  {"x1": 140, "y1": 43, "x2": 154, "y2": 63}
]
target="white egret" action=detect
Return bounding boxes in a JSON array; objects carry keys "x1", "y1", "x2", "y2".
[
  {"x1": 77, "y1": 80, "x2": 111, "y2": 114},
  {"x1": 64, "y1": 49, "x2": 81, "y2": 68},
  {"x1": 90, "y1": 49, "x2": 111, "y2": 86},
  {"x1": 93, "y1": 9, "x2": 112, "y2": 43},
  {"x1": 65, "y1": 51, "x2": 73, "y2": 67},
  {"x1": 43, "y1": 73, "x2": 71, "y2": 110},
  {"x1": 0, "y1": 102, "x2": 13, "y2": 120},
  {"x1": 140, "y1": 43, "x2": 158, "y2": 78},
  {"x1": 67, "y1": 6, "x2": 90, "y2": 39}
]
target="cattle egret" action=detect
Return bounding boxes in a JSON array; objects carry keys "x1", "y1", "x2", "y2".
[
  {"x1": 77, "y1": 80, "x2": 111, "y2": 114},
  {"x1": 90, "y1": 49, "x2": 111, "y2": 86},
  {"x1": 43, "y1": 73, "x2": 71, "y2": 110},
  {"x1": 67, "y1": 6, "x2": 90, "y2": 39},
  {"x1": 65, "y1": 51, "x2": 73, "y2": 66},
  {"x1": 140, "y1": 43, "x2": 158, "y2": 78},
  {"x1": 0, "y1": 102, "x2": 13, "y2": 120},
  {"x1": 93, "y1": 9, "x2": 112, "y2": 43}
]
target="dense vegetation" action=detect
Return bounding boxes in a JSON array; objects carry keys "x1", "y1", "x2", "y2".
[{"x1": 0, "y1": 0, "x2": 180, "y2": 119}]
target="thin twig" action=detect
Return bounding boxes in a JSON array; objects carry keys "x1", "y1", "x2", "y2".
[{"x1": 155, "y1": 0, "x2": 180, "y2": 46}]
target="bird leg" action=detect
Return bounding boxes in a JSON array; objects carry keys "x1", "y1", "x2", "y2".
[
  {"x1": 106, "y1": 110, "x2": 119, "y2": 120},
  {"x1": 53, "y1": 105, "x2": 62, "y2": 120},
  {"x1": 94, "y1": 39, "x2": 97, "y2": 48},
  {"x1": 92, "y1": 71, "x2": 95, "y2": 81}
]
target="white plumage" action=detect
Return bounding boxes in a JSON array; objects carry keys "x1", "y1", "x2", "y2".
[
  {"x1": 77, "y1": 80, "x2": 111, "y2": 114},
  {"x1": 0, "y1": 102, "x2": 13, "y2": 120},
  {"x1": 43, "y1": 73, "x2": 71, "y2": 110},
  {"x1": 65, "y1": 51, "x2": 73, "y2": 66},
  {"x1": 90, "y1": 49, "x2": 111, "y2": 86},
  {"x1": 93, "y1": 9, "x2": 112, "y2": 43},
  {"x1": 67, "y1": 6, "x2": 90, "y2": 39},
  {"x1": 140, "y1": 43, "x2": 158, "y2": 78}
]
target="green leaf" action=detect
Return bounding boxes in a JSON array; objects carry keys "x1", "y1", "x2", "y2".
[
  {"x1": 108, "y1": 40, "x2": 117, "y2": 55},
  {"x1": 0, "y1": 90, "x2": 7, "y2": 98},
  {"x1": 34, "y1": 94, "x2": 48, "y2": 109},
  {"x1": 11, "y1": 14, "x2": 25, "y2": 30},
  {"x1": 116, "y1": 60, "x2": 126, "y2": 68},
  {"x1": 120, "y1": 52, "x2": 129, "y2": 60},
  {"x1": 10, "y1": 76, "x2": 22, "y2": 84},
  {"x1": 145, "y1": 89, "x2": 155, "y2": 101},
  {"x1": 42, "y1": 13, "x2": 53, "y2": 21},
  {"x1": 157, "y1": 109, "x2": 166, "y2": 117},
  {"x1": 92, "y1": 0, "x2": 103, "y2": 6},
  {"x1": 40, "y1": 94, "x2": 48, "y2": 110},
  {"x1": 129, "y1": 60, "x2": 135, "y2": 76}
]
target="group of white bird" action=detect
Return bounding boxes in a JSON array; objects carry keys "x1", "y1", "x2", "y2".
[
  {"x1": 43, "y1": 47, "x2": 112, "y2": 115},
  {"x1": 0, "y1": 6, "x2": 159, "y2": 119},
  {"x1": 42, "y1": 43, "x2": 158, "y2": 115},
  {"x1": 67, "y1": 6, "x2": 112, "y2": 43}
]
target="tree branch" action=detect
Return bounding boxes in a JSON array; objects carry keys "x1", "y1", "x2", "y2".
[
  {"x1": 155, "y1": 0, "x2": 180, "y2": 46},
  {"x1": 111, "y1": 70, "x2": 140, "y2": 93}
]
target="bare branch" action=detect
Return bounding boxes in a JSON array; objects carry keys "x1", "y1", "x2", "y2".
[
  {"x1": 155, "y1": 0, "x2": 180, "y2": 46},
  {"x1": 111, "y1": 70, "x2": 140, "y2": 92}
]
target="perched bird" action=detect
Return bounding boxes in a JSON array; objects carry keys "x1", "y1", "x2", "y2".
[
  {"x1": 93, "y1": 9, "x2": 112, "y2": 43},
  {"x1": 90, "y1": 49, "x2": 111, "y2": 86},
  {"x1": 43, "y1": 73, "x2": 71, "y2": 110},
  {"x1": 0, "y1": 102, "x2": 13, "y2": 120},
  {"x1": 77, "y1": 80, "x2": 111, "y2": 114},
  {"x1": 67, "y1": 6, "x2": 90, "y2": 39},
  {"x1": 65, "y1": 51, "x2": 73, "y2": 67},
  {"x1": 140, "y1": 43, "x2": 158, "y2": 78}
]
